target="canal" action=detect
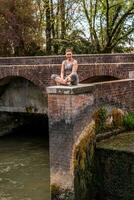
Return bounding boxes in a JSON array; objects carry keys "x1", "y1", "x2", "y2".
[{"x1": 0, "y1": 114, "x2": 50, "y2": 200}]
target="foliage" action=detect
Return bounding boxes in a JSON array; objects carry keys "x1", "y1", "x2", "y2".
[
  {"x1": 111, "y1": 108, "x2": 125, "y2": 127},
  {"x1": 123, "y1": 112, "x2": 134, "y2": 131},
  {"x1": 0, "y1": 0, "x2": 44, "y2": 56},
  {"x1": 51, "y1": 184, "x2": 61, "y2": 199},
  {"x1": 81, "y1": 0, "x2": 134, "y2": 53},
  {"x1": 93, "y1": 107, "x2": 108, "y2": 134},
  {"x1": 0, "y1": 0, "x2": 133, "y2": 56}
]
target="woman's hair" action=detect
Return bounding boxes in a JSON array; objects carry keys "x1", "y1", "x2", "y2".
[{"x1": 65, "y1": 48, "x2": 73, "y2": 53}]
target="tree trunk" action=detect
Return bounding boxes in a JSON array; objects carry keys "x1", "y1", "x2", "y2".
[
  {"x1": 60, "y1": 0, "x2": 66, "y2": 39},
  {"x1": 45, "y1": 0, "x2": 51, "y2": 54}
]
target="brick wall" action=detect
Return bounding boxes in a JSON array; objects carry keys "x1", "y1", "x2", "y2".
[
  {"x1": 0, "y1": 62, "x2": 133, "y2": 91},
  {"x1": 0, "y1": 53, "x2": 133, "y2": 65},
  {"x1": 47, "y1": 78, "x2": 134, "y2": 198},
  {"x1": 48, "y1": 92, "x2": 96, "y2": 198},
  {"x1": 93, "y1": 79, "x2": 134, "y2": 112}
]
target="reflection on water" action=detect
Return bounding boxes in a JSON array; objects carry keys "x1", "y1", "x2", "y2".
[{"x1": 0, "y1": 115, "x2": 50, "y2": 200}]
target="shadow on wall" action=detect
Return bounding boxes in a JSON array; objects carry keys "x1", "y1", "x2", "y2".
[
  {"x1": 0, "y1": 112, "x2": 49, "y2": 138},
  {"x1": 0, "y1": 76, "x2": 47, "y2": 114},
  {"x1": 81, "y1": 76, "x2": 119, "y2": 84}
]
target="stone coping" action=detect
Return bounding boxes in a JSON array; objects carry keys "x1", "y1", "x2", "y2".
[
  {"x1": 96, "y1": 128, "x2": 126, "y2": 142},
  {"x1": 96, "y1": 131, "x2": 134, "y2": 154},
  {"x1": 46, "y1": 84, "x2": 95, "y2": 95},
  {"x1": 46, "y1": 79, "x2": 134, "y2": 95}
]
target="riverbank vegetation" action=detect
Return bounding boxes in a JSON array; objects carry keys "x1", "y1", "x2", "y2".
[
  {"x1": 123, "y1": 112, "x2": 134, "y2": 131},
  {"x1": 93, "y1": 107, "x2": 134, "y2": 135},
  {"x1": 0, "y1": 0, "x2": 133, "y2": 56}
]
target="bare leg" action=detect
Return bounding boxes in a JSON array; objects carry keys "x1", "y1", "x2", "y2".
[{"x1": 55, "y1": 77, "x2": 68, "y2": 85}]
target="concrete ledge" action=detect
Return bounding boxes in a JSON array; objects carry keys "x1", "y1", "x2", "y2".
[
  {"x1": 97, "y1": 131, "x2": 134, "y2": 154},
  {"x1": 96, "y1": 128, "x2": 126, "y2": 142},
  {"x1": 46, "y1": 84, "x2": 95, "y2": 95},
  {"x1": 46, "y1": 79, "x2": 134, "y2": 95}
]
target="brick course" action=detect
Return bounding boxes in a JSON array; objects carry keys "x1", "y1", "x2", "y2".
[{"x1": 0, "y1": 53, "x2": 133, "y2": 65}]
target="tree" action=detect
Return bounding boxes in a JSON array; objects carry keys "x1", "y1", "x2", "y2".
[
  {"x1": 0, "y1": 0, "x2": 44, "y2": 56},
  {"x1": 81, "y1": 0, "x2": 134, "y2": 53}
]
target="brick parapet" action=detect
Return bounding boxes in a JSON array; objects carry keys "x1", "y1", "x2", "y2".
[
  {"x1": 0, "y1": 63, "x2": 133, "y2": 89},
  {"x1": 0, "y1": 53, "x2": 133, "y2": 65}
]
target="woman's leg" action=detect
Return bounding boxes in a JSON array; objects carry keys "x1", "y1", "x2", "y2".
[
  {"x1": 51, "y1": 74, "x2": 68, "y2": 85},
  {"x1": 70, "y1": 73, "x2": 79, "y2": 85}
]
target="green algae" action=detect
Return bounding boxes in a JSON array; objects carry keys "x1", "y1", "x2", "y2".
[
  {"x1": 73, "y1": 122, "x2": 95, "y2": 200},
  {"x1": 51, "y1": 184, "x2": 74, "y2": 200}
]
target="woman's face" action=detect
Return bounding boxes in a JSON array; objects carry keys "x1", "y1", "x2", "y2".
[{"x1": 65, "y1": 51, "x2": 73, "y2": 59}]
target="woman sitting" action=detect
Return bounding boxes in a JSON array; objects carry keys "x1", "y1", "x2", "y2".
[{"x1": 51, "y1": 49, "x2": 79, "y2": 86}]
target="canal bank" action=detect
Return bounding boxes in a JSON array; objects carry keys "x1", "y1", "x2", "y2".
[{"x1": 94, "y1": 131, "x2": 134, "y2": 200}]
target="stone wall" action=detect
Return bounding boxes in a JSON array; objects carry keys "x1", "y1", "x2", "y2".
[{"x1": 94, "y1": 132, "x2": 134, "y2": 200}]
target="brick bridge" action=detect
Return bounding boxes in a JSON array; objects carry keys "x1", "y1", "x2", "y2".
[
  {"x1": 0, "y1": 53, "x2": 133, "y2": 91},
  {"x1": 0, "y1": 53, "x2": 134, "y2": 199}
]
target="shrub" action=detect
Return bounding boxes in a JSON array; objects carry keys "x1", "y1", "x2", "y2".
[
  {"x1": 111, "y1": 108, "x2": 125, "y2": 128},
  {"x1": 92, "y1": 107, "x2": 107, "y2": 134},
  {"x1": 123, "y1": 113, "x2": 134, "y2": 131}
]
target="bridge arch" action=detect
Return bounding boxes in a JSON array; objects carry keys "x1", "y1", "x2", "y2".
[
  {"x1": 78, "y1": 63, "x2": 129, "y2": 83},
  {"x1": 0, "y1": 68, "x2": 46, "y2": 91},
  {"x1": 0, "y1": 76, "x2": 47, "y2": 114}
]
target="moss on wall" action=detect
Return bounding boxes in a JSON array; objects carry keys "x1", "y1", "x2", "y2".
[
  {"x1": 94, "y1": 133, "x2": 134, "y2": 200},
  {"x1": 51, "y1": 184, "x2": 74, "y2": 200},
  {"x1": 73, "y1": 121, "x2": 95, "y2": 200}
]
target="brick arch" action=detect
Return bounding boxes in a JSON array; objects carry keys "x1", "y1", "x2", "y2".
[
  {"x1": 0, "y1": 70, "x2": 46, "y2": 91},
  {"x1": 0, "y1": 75, "x2": 48, "y2": 114},
  {"x1": 78, "y1": 63, "x2": 130, "y2": 82}
]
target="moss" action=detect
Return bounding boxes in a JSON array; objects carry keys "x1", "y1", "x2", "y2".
[
  {"x1": 25, "y1": 105, "x2": 38, "y2": 113},
  {"x1": 73, "y1": 121, "x2": 95, "y2": 200},
  {"x1": 51, "y1": 184, "x2": 74, "y2": 200},
  {"x1": 73, "y1": 123, "x2": 94, "y2": 170},
  {"x1": 123, "y1": 112, "x2": 134, "y2": 131},
  {"x1": 111, "y1": 108, "x2": 125, "y2": 128},
  {"x1": 51, "y1": 184, "x2": 61, "y2": 199},
  {"x1": 92, "y1": 107, "x2": 108, "y2": 134}
]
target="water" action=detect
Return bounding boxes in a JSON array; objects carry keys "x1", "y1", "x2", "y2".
[{"x1": 0, "y1": 115, "x2": 50, "y2": 200}]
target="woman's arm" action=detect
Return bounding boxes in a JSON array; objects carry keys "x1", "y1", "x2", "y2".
[
  {"x1": 60, "y1": 61, "x2": 65, "y2": 79},
  {"x1": 72, "y1": 60, "x2": 78, "y2": 73}
]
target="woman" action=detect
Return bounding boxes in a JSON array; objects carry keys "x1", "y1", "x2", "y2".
[{"x1": 51, "y1": 49, "x2": 79, "y2": 85}]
